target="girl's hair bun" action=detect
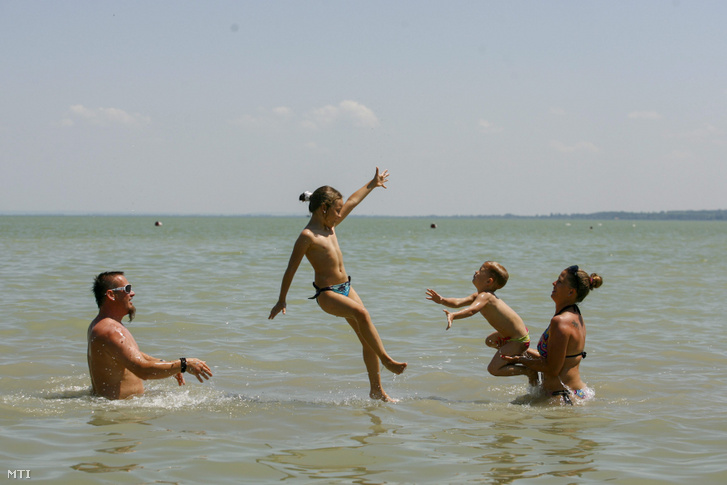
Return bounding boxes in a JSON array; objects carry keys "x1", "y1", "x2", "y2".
[{"x1": 299, "y1": 191, "x2": 313, "y2": 202}]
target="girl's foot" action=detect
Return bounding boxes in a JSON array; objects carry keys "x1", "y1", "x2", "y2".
[
  {"x1": 370, "y1": 390, "x2": 399, "y2": 403},
  {"x1": 383, "y1": 360, "x2": 407, "y2": 375}
]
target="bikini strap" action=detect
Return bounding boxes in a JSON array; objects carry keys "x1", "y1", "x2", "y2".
[
  {"x1": 555, "y1": 304, "x2": 581, "y2": 316},
  {"x1": 565, "y1": 350, "x2": 587, "y2": 359},
  {"x1": 558, "y1": 304, "x2": 585, "y2": 358},
  {"x1": 552, "y1": 390, "x2": 574, "y2": 405},
  {"x1": 309, "y1": 282, "x2": 323, "y2": 300}
]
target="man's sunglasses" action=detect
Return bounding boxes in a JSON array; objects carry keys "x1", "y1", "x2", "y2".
[{"x1": 109, "y1": 284, "x2": 133, "y2": 294}]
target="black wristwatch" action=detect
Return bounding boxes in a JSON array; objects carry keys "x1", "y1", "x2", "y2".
[{"x1": 180, "y1": 357, "x2": 187, "y2": 373}]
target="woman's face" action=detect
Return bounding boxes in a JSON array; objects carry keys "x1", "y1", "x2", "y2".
[{"x1": 551, "y1": 269, "x2": 575, "y2": 302}]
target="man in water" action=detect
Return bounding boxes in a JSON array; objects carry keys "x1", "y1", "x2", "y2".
[{"x1": 87, "y1": 271, "x2": 213, "y2": 400}]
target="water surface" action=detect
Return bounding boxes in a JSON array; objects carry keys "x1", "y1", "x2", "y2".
[{"x1": 1, "y1": 216, "x2": 726, "y2": 483}]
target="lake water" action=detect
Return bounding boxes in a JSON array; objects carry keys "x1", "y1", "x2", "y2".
[{"x1": 1, "y1": 216, "x2": 726, "y2": 484}]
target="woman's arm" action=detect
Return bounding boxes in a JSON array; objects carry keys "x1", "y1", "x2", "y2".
[
  {"x1": 337, "y1": 167, "x2": 389, "y2": 224},
  {"x1": 504, "y1": 316, "x2": 570, "y2": 375}
]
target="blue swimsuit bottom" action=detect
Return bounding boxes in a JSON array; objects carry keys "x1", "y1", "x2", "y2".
[{"x1": 309, "y1": 276, "x2": 351, "y2": 300}]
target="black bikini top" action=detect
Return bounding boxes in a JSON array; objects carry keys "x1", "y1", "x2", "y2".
[{"x1": 555, "y1": 304, "x2": 581, "y2": 317}]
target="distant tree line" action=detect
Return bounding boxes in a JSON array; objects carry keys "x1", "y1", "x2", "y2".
[
  {"x1": 356, "y1": 210, "x2": 727, "y2": 221},
  {"x1": 531, "y1": 210, "x2": 727, "y2": 221}
]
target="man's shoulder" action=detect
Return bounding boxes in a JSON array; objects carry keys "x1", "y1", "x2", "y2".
[{"x1": 89, "y1": 317, "x2": 126, "y2": 341}]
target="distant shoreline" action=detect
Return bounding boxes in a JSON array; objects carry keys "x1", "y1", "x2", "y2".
[
  {"x1": 2, "y1": 209, "x2": 725, "y2": 221},
  {"x1": 441, "y1": 209, "x2": 727, "y2": 221}
]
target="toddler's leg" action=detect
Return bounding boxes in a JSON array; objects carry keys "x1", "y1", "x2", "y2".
[
  {"x1": 485, "y1": 331, "x2": 505, "y2": 349},
  {"x1": 488, "y1": 342, "x2": 539, "y2": 386}
]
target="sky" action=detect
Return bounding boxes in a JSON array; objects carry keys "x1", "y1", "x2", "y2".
[{"x1": 1, "y1": 1, "x2": 726, "y2": 216}]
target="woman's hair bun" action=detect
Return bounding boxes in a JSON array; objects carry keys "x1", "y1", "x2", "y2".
[
  {"x1": 589, "y1": 273, "x2": 603, "y2": 290},
  {"x1": 299, "y1": 191, "x2": 313, "y2": 202}
]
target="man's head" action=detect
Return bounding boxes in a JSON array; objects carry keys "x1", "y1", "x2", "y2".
[{"x1": 92, "y1": 271, "x2": 136, "y2": 321}]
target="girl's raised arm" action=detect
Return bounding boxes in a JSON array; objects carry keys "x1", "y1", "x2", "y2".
[{"x1": 337, "y1": 167, "x2": 389, "y2": 224}]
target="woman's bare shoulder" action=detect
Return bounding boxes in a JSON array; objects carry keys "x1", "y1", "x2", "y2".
[{"x1": 550, "y1": 313, "x2": 581, "y2": 335}]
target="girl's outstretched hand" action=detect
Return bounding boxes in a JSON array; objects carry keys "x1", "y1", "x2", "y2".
[{"x1": 373, "y1": 167, "x2": 389, "y2": 189}]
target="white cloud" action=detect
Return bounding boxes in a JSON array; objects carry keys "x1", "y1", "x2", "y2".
[
  {"x1": 272, "y1": 106, "x2": 294, "y2": 119},
  {"x1": 627, "y1": 111, "x2": 662, "y2": 120},
  {"x1": 311, "y1": 104, "x2": 339, "y2": 126},
  {"x1": 232, "y1": 114, "x2": 262, "y2": 128},
  {"x1": 299, "y1": 119, "x2": 318, "y2": 131},
  {"x1": 232, "y1": 106, "x2": 295, "y2": 128},
  {"x1": 478, "y1": 119, "x2": 502, "y2": 134},
  {"x1": 66, "y1": 104, "x2": 150, "y2": 127},
  {"x1": 668, "y1": 149, "x2": 694, "y2": 160},
  {"x1": 69, "y1": 104, "x2": 96, "y2": 120},
  {"x1": 308, "y1": 100, "x2": 379, "y2": 129},
  {"x1": 674, "y1": 123, "x2": 724, "y2": 145},
  {"x1": 236, "y1": 101, "x2": 379, "y2": 131},
  {"x1": 101, "y1": 107, "x2": 145, "y2": 125},
  {"x1": 550, "y1": 107, "x2": 567, "y2": 116},
  {"x1": 340, "y1": 100, "x2": 379, "y2": 127},
  {"x1": 550, "y1": 140, "x2": 599, "y2": 153}
]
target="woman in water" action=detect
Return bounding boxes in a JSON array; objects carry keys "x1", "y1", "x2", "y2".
[
  {"x1": 269, "y1": 168, "x2": 407, "y2": 402},
  {"x1": 505, "y1": 265, "x2": 602, "y2": 404}
]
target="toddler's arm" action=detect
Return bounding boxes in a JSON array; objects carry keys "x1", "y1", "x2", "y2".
[
  {"x1": 426, "y1": 288, "x2": 477, "y2": 308},
  {"x1": 441, "y1": 292, "x2": 490, "y2": 330}
]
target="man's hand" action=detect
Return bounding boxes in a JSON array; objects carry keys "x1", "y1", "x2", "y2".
[{"x1": 186, "y1": 358, "x2": 213, "y2": 383}]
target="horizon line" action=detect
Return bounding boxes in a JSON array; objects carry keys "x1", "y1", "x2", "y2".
[{"x1": 1, "y1": 209, "x2": 725, "y2": 220}]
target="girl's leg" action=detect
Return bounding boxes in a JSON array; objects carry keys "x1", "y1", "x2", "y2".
[
  {"x1": 346, "y1": 316, "x2": 397, "y2": 402},
  {"x1": 317, "y1": 287, "x2": 406, "y2": 375}
]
